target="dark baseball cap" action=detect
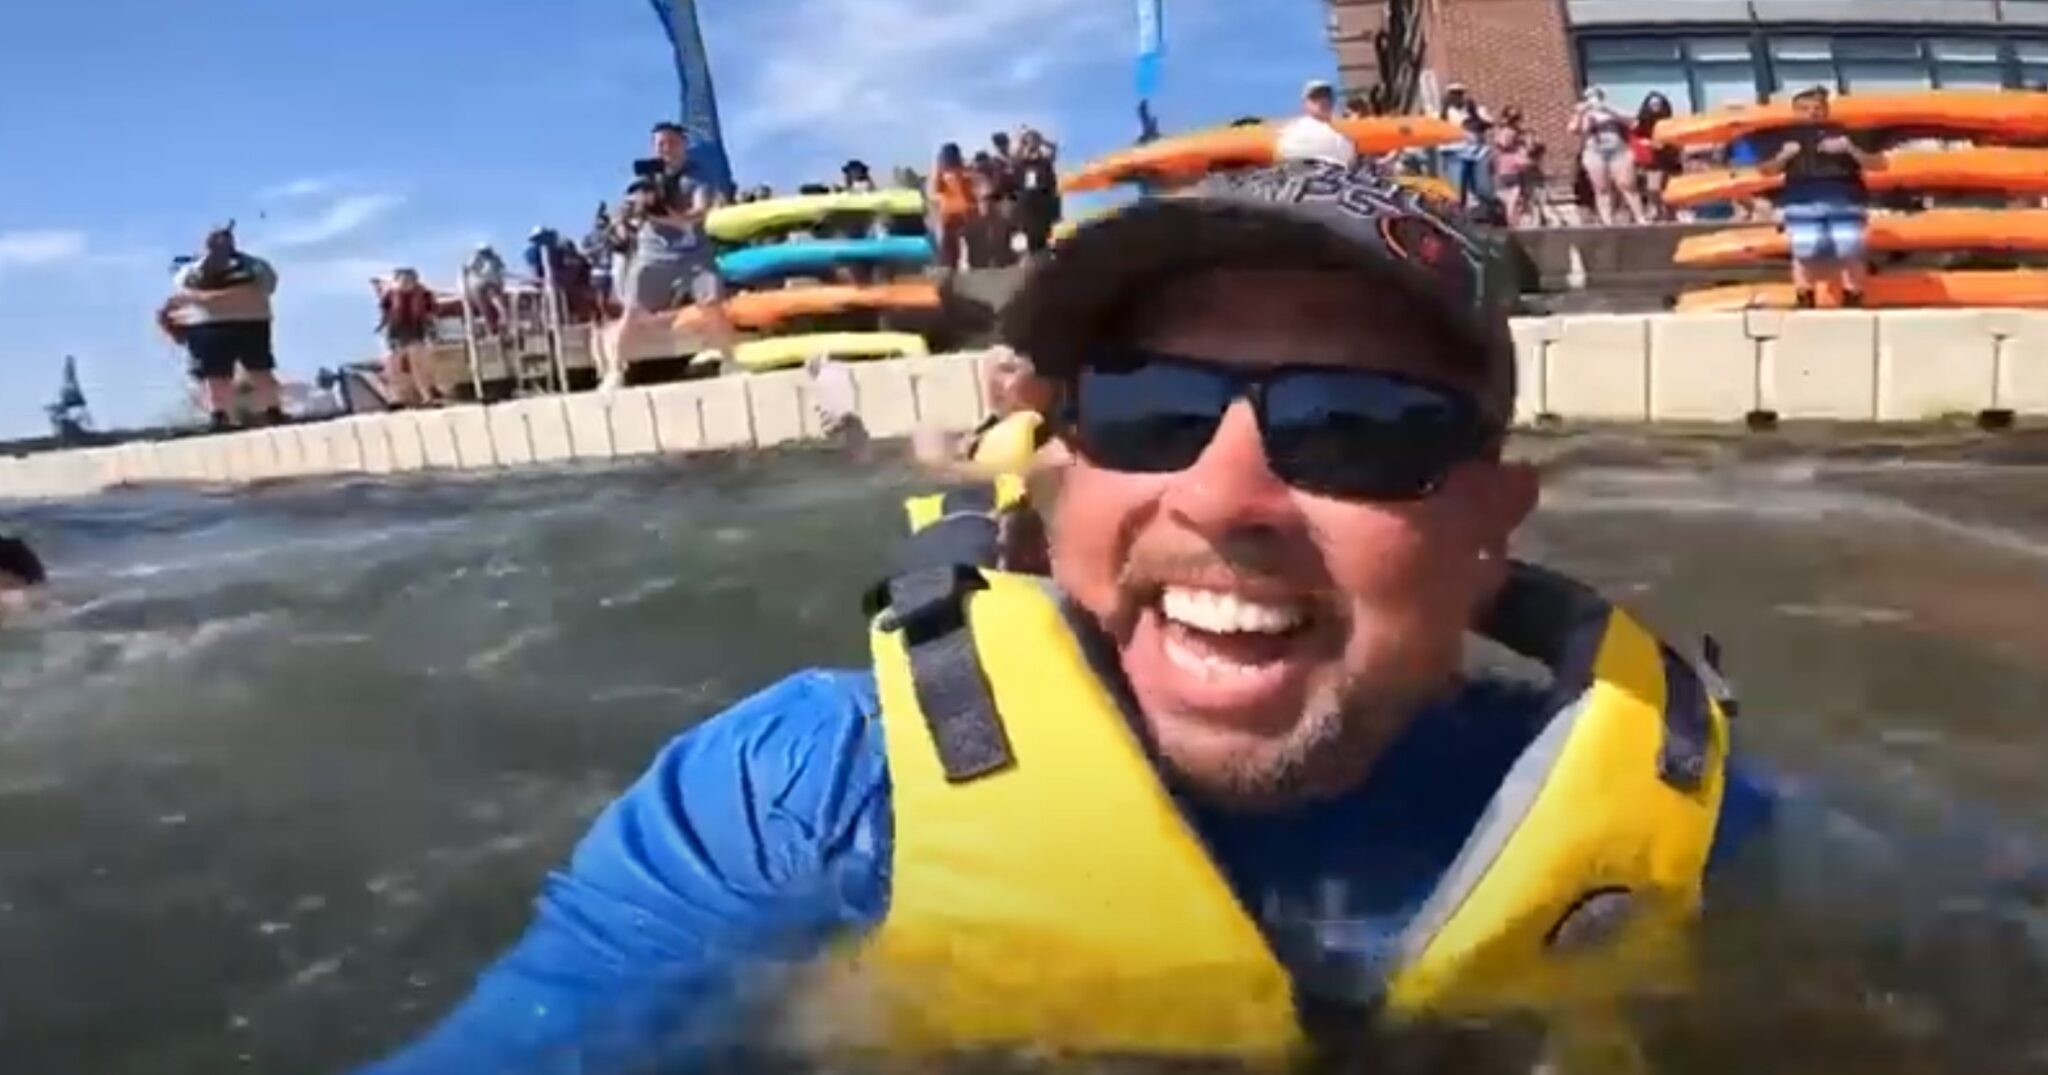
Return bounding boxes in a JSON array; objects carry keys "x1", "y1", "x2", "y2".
[{"x1": 1001, "y1": 160, "x2": 1516, "y2": 423}]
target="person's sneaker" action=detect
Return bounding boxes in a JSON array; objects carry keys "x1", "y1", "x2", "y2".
[
  {"x1": 208, "y1": 411, "x2": 233, "y2": 433},
  {"x1": 261, "y1": 406, "x2": 287, "y2": 426},
  {"x1": 1841, "y1": 290, "x2": 1865, "y2": 309},
  {"x1": 1794, "y1": 289, "x2": 1817, "y2": 309}
]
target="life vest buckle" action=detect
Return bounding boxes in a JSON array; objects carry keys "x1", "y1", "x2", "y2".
[{"x1": 868, "y1": 564, "x2": 987, "y2": 641}]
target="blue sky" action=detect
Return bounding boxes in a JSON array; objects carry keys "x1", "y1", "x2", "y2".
[{"x1": 0, "y1": 0, "x2": 1335, "y2": 438}]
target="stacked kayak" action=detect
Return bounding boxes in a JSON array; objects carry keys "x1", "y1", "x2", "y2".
[
  {"x1": 687, "y1": 191, "x2": 939, "y2": 371},
  {"x1": 1657, "y1": 91, "x2": 2048, "y2": 310},
  {"x1": 1061, "y1": 116, "x2": 1463, "y2": 194}
]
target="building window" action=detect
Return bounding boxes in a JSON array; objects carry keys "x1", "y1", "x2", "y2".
[
  {"x1": 1836, "y1": 37, "x2": 1933, "y2": 93},
  {"x1": 2018, "y1": 41, "x2": 2048, "y2": 90},
  {"x1": 1769, "y1": 37, "x2": 1840, "y2": 98},
  {"x1": 1931, "y1": 38, "x2": 2006, "y2": 89},
  {"x1": 1689, "y1": 38, "x2": 1762, "y2": 111},
  {"x1": 1582, "y1": 37, "x2": 1693, "y2": 117}
]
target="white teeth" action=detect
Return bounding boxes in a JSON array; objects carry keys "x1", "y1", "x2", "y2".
[
  {"x1": 1163, "y1": 632, "x2": 1260, "y2": 682},
  {"x1": 1159, "y1": 586, "x2": 1306, "y2": 635}
]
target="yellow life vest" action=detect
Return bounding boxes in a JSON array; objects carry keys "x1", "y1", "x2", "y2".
[
  {"x1": 838, "y1": 494, "x2": 1735, "y2": 1060},
  {"x1": 966, "y1": 411, "x2": 1046, "y2": 475}
]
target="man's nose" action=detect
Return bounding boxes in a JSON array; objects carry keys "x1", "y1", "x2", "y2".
[{"x1": 1157, "y1": 400, "x2": 1301, "y2": 538}]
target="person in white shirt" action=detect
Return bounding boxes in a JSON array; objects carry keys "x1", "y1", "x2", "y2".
[{"x1": 1275, "y1": 80, "x2": 1358, "y2": 168}]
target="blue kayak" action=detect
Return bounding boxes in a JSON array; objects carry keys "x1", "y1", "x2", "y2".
[{"x1": 716, "y1": 236, "x2": 933, "y2": 285}]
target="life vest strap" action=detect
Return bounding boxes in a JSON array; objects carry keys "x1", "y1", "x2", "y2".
[
  {"x1": 872, "y1": 566, "x2": 1015, "y2": 783},
  {"x1": 1655, "y1": 647, "x2": 1712, "y2": 794}
]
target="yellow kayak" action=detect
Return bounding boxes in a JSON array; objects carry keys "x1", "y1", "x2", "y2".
[
  {"x1": 696, "y1": 331, "x2": 931, "y2": 373},
  {"x1": 708, "y1": 190, "x2": 927, "y2": 242}
]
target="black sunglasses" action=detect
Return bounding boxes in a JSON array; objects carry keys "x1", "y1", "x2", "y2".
[{"x1": 1062, "y1": 349, "x2": 1497, "y2": 502}]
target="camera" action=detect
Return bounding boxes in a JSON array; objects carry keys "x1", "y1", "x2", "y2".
[{"x1": 631, "y1": 158, "x2": 678, "y2": 215}]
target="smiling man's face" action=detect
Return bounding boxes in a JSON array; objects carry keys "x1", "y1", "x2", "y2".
[{"x1": 1044, "y1": 267, "x2": 1536, "y2": 811}]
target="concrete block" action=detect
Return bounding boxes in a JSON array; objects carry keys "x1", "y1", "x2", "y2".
[
  {"x1": 1876, "y1": 310, "x2": 1999, "y2": 421},
  {"x1": 748, "y1": 371, "x2": 810, "y2": 447},
  {"x1": 698, "y1": 377, "x2": 755, "y2": 449},
  {"x1": 385, "y1": 413, "x2": 429, "y2": 473},
  {"x1": 1760, "y1": 312, "x2": 1878, "y2": 420},
  {"x1": 325, "y1": 419, "x2": 368, "y2": 473},
  {"x1": 650, "y1": 378, "x2": 754, "y2": 452},
  {"x1": 851, "y1": 361, "x2": 920, "y2": 438},
  {"x1": 488, "y1": 403, "x2": 536, "y2": 466},
  {"x1": 351, "y1": 416, "x2": 397, "y2": 475},
  {"x1": 220, "y1": 431, "x2": 268, "y2": 482},
  {"x1": 514, "y1": 398, "x2": 574, "y2": 463},
  {"x1": 1509, "y1": 317, "x2": 1554, "y2": 422},
  {"x1": 1647, "y1": 313, "x2": 1758, "y2": 422},
  {"x1": 110, "y1": 443, "x2": 159, "y2": 485},
  {"x1": 198, "y1": 438, "x2": 234, "y2": 484},
  {"x1": 562, "y1": 393, "x2": 617, "y2": 460},
  {"x1": 297, "y1": 424, "x2": 337, "y2": 475},
  {"x1": 448, "y1": 406, "x2": 497, "y2": 469},
  {"x1": 415, "y1": 409, "x2": 463, "y2": 469},
  {"x1": 269, "y1": 427, "x2": 308, "y2": 477},
  {"x1": 1991, "y1": 311, "x2": 2048, "y2": 415},
  {"x1": 903, "y1": 354, "x2": 985, "y2": 431},
  {"x1": 609, "y1": 389, "x2": 661, "y2": 457},
  {"x1": 1544, "y1": 315, "x2": 1649, "y2": 421}
]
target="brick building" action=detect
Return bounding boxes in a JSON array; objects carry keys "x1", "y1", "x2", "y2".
[{"x1": 1330, "y1": 0, "x2": 2048, "y2": 168}]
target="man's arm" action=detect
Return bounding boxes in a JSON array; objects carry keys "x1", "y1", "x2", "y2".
[{"x1": 353, "y1": 670, "x2": 890, "y2": 1075}]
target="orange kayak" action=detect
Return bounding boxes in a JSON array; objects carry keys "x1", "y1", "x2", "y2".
[
  {"x1": 1674, "y1": 270, "x2": 2048, "y2": 312},
  {"x1": 1061, "y1": 117, "x2": 1464, "y2": 193},
  {"x1": 674, "y1": 281, "x2": 941, "y2": 332},
  {"x1": 1673, "y1": 209, "x2": 2048, "y2": 265},
  {"x1": 1663, "y1": 148, "x2": 2048, "y2": 206},
  {"x1": 1653, "y1": 90, "x2": 2048, "y2": 148}
]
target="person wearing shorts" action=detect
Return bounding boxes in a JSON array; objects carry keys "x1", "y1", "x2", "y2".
[
  {"x1": 609, "y1": 122, "x2": 734, "y2": 380},
  {"x1": 1762, "y1": 86, "x2": 1887, "y2": 308},
  {"x1": 172, "y1": 227, "x2": 284, "y2": 430},
  {"x1": 1572, "y1": 87, "x2": 1647, "y2": 225}
]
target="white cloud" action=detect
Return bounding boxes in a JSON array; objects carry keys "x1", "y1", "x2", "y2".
[
  {"x1": 257, "y1": 176, "x2": 339, "y2": 201},
  {"x1": 0, "y1": 229, "x2": 88, "y2": 271},
  {"x1": 719, "y1": 0, "x2": 1119, "y2": 182},
  {"x1": 263, "y1": 192, "x2": 407, "y2": 249}
]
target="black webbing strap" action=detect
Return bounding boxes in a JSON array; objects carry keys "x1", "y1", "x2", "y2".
[
  {"x1": 890, "y1": 514, "x2": 1002, "y2": 574},
  {"x1": 1656, "y1": 646, "x2": 1711, "y2": 794},
  {"x1": 876, "y1": 566, "x2": 1015, "y2": 783}
]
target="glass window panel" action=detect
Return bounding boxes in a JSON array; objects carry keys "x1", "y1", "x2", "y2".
[
  {"x1": 1931, "y1": 38, "x2": 2000, "y2": 63},
  {"x1": 2015, "y1": 41, "x2": 2048, "y2": 65},
  {"x1": 1694, "y1": 62, "x2": 1762, "y2": 110},
  {"x1": 1770, "y1": 37, "x2": 1833, "y2": 62},
  {"x1": 1835, "y1": 38, "x2": 1922, "y2": 61},
  {"x1": 1584, "y1": 38, "x2": 1683, "y2": 64},
  {"x1": 1771, "y1": 61, "x2": 1840, "y2": 97},
  {"x1": 1935, "y1": 62, "x2": 2008, "y2": 89},
  {"x1": 1841, "y1": 59, "x2": 1933, "y2": 93},
  {"x1": 1687, "y1": 37, "x2": 1755, "y2": 64},
  {"x1": 1585, "y1": 61, "x2": 1693, "y2": 118},
  {"x1": 2022, "y1": 65, "x2": 2048, "y2": 91}
]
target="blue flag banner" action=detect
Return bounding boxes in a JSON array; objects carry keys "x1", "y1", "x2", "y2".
[
  {"x1": 1135, "y1": 0, "x2": 1164, "y2": 103},
  {"x1": 647, "y1": 0, "x2": 735, "y2": 195}
]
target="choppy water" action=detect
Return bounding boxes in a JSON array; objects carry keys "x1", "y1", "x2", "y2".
[{"x1": 4, "y1": 434, "x2": 2048, "y2": 1074}]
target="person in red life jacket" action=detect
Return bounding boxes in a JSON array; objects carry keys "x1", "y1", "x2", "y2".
[{"x1": 376, "y1": 268, "x2": 441, "y2": 406}]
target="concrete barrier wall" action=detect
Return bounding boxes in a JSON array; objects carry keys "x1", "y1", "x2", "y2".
[{"x1": 6, "y1": 311, "x2": 2046, "y2": 501}]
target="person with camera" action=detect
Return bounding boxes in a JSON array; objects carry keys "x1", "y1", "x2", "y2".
[{"x1": 607, "y1": 121, "x2": 733, "y2": 380}]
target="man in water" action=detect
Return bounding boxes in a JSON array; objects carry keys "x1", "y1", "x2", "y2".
[
  {"x1": 360, "y1": 162, "x2": 1773, "y2": 1074},
  {"x1": 0, "y1": 534, "x2": 47, "y2": 623},
  {"x1": 910, "y1": 344, "x2": 1055, "y2": 480},
  {"x1": 1760, "y1": 85, "x2": 1888, "y2": 308},
  {"x1": 168, "y1": 226, "x2": 284, "y2": 431}
]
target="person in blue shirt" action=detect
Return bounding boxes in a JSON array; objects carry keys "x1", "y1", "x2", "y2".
[{"x1": 357, "y1": 161, "x2": 1775, "y2": 1074}]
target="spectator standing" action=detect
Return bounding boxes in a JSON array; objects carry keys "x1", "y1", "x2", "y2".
[
  {"x1": 463, "y1": 244, "x2": 510, "y2": 336},
  {"x1": 1013, "y1": 128, "x2": 1063, "y2": 257},
  {"x1": 168, "y1": 225, "x2": 284, "y2": 431},
  {"x1": 930, "y1": 143, "x2": 978, "y2": 272},
  {"x1": 614, "y1": 121, "x2": 734, "y2": 370},
  {"x1": 1275, "y1": 80, "x2": 1357, "y2": 167},
  {"x1": 1437, "y1": 82, "x2": 1496, "y2": 211},
  {"x1": 1491, "y1": 105, "x2": 1547, "y2": 227},
  {"x1": 555, "y1": 239, "x2": 600, "y2": 324},
  {"x1": 1572, "y1": 86, "x2": 1648, "y2": 225},
  {"x1": 1634, "y1": 92, "x2": 1682, "y2": 222},
  {"x1": 582, "y1": 207, "x2": 616, "y2": 304},
  {"x1": 376, "y1": 267, "x2": 440, "y2": 406},
  {"x1": 968, "y1": 150, "x2": 1017, "y2": 268},
  {"x1": 1760, "y1": 85, "x2": 1887, "y2": 308},
  {"x1": 841, "y1": 160, "x2": 877, "y2": 194}
]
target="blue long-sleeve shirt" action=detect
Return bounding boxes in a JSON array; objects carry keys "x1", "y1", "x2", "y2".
[{"x1": 358, "y1": 669, "x2": 1775, "y2": 1074}]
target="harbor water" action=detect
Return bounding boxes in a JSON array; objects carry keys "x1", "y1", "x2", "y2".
[{"x1": 4, "y1": 434, "x2": 2048, "y2": 1074}]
